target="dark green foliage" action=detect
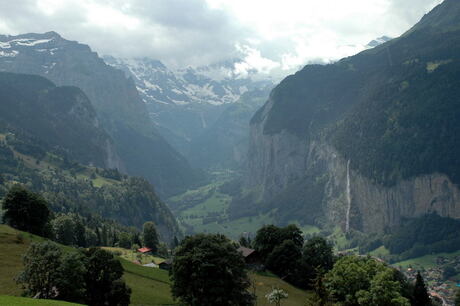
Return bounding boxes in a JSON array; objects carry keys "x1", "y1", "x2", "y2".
[
  {"x1": 265, "y1": 240, "x2": 302, "y2": 285},
  {"x1": 325, "y1": 256, "x2": 410, "y2": 306},
  {"x1": 56, "y1": 251, "x2": 87, "y2": 303},
  {"x1": 52, "y1": 215, "x2": 76, "y2": 245},
  {"x1": 2, "y1": 185, "x2": 51, "y2": 236},
  {"x1": 413, "y1": 272, "x2": 431, "y2": 306},
  {"x1": 83, "y1": 248, "x2": 131, "y2": 306},
  {"x1": 455, "y1": 288, "x2": 460, "y2": 306},
  {"x1": 253, "y1": 224, "x2": 304, "y2": 262},
  {"x1": 171, "y1": 234, "x2": 254, "y2": 306},
  {"x1": 118, "y1": 232, "x2": 132, "y2": 249},
  {"x1": 18, "y1": 242, "x2": 130, "y2": 305},
  {"x1": 301, "y1": 237, "x2": 334, "y2": 287},
  {"x1": 142, "y1": 221, "x2": 159, "y2": 251},
  {"x1": 383, "y1": 213, "x2": 460, "y2": 259},
  {"x1": 17, "y1": 241, "x2": 65, "y2": 299}
]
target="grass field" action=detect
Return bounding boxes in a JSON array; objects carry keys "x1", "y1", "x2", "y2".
[
  {"x1": 120, "y1": 259, "x2": 177, "y2": 305},
  {"x1": 0, "y1": 225, "x2": 47, "y2": 295},
  {"x1": 102, "y1": 247, "x2": 166, "y2": 265},
  {"x1": 0, "y1": 224, "x2": 313, "y2": 305},
  {"x1": 0, "y1": 295, "x2": 82, "y2": 305},
  {"x1": 250, "y1": 272, "x2": 312, "y2": 306},
  {"x1": 0, "y1": 225, "x2": 177, "y2": 305}
]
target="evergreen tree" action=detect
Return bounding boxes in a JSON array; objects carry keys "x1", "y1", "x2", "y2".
[
  {"x1": 143, "y1": 221, "x2": 159, "y2": 252},
  {"x1": 454, "y1": 288, "x2": 460, "y2": 306},
  {"x1": 413, "y1": 272, "x2": 431, "y2": 306}
]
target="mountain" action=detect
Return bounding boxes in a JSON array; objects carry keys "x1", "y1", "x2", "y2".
[
  {"x1": 0, "y1": 72, "x2": 180, "y2": 241},
  {"x1": 244, "y1": 0, "x2": 460, "y2": 232},
  {"x1": 189, "y1": 86, "x2": 271, "y2": 169},
  {"x1": 0, "y1": 32, "x2": 198, "y2": 196},
  {"x1": 104, "y1": 56, "x2": 272, "y2": 168},
  {"x1": 0, "y1": 72, "x2": 120, "y2": 169}
]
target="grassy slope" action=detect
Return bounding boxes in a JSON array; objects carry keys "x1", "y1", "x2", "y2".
[
  {"x1": 0, "y1": 295, "x2": 82, "y2": 305},
  {"x1": 0, "y1": 225, "x2": 47, "y2": 295},
  {"x1": 120, "y1": 259, "x2": 177, "y2": 305},
  {"x1": 102, "y1": 247, "x2": 166, "y2": 265},
  {"x1": 0, "y1": 225, "x2": 177, "y2": 305},
  {"x1": 250, "y1": 272, "x2": 312, "y2": 306},
  {"x1": 0, "y1": 225, "x2": 311, "y2": 305}
]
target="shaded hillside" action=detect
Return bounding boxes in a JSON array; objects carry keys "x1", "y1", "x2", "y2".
[
  {"x1": 0, "y1": 72, "x2": 119, "y2": 169},
  {"x1": 0, "y1": 73, "x2": 180, "y2": 240},
  {"x1": 0, "y1": 32, "x2": 199, "y2": 196}
]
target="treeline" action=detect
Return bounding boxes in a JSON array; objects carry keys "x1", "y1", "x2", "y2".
[
  {"x1": 2, "y1": 185, "x2": 169, "y2": 253},
  {"x1": 341, "y1": 213, "x2": 460, "y2": 262},
  {"x1": 383, "y1": 213, "x2": 460, "y2": 261},
  {"x1": 18, "y1": 242, "x2": 131, "y2": 305}
]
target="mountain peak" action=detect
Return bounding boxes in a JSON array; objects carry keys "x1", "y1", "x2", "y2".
[{"x1": 408, "y1": 0, "x2": 460, "y2": 33}]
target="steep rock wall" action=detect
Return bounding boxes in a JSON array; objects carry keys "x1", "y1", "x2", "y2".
[{"x1": 310, "y1": 141, "x2": 460, "y2": 232}]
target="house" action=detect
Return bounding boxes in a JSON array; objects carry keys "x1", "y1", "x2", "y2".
[
  {"x1": 159, "y1": 259, "x2": 172, "y2": 270},
  {"x1": 237, "y1": 247, "x2": 262, "y2": 266},
  {"x1": 137, "y1": 247, "x2": 153, "y2": 254}
]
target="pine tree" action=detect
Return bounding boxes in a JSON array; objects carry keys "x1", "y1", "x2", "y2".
[{"x1": 413, "y1": 272, "x2": 431, "y2": 306}]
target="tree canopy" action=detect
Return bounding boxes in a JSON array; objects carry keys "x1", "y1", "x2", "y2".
[
  {"x1": 3, "y1": 185, "x2": 51, "y2": 236},
  {"x1": 171, "y1": 233, "x2": 254, "y2": 306},
  {"x1": 143, "y1": 221, "x2": 159, "y2": 252}
]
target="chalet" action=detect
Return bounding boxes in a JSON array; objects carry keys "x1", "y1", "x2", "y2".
[
  {"x1": 159, "y1": 259, "x2": 172, "y2": 270},
  {"x1": 237, "y1": 247, "x2": 262, "y2": 266},
  {"x1": 137, "y1": 247, "x2": 153, "y2": 254}
]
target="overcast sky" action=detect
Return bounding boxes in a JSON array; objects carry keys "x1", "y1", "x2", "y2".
[{"x1": 0, "y1": 0, "x2": 444, "y2": 78}]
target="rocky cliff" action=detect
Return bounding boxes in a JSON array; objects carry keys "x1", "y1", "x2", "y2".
[{"x1": 245, "y1": 0, "x2": 460, "y2": 231}]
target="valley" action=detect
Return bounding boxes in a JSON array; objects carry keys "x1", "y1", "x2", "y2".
[{"x1": 0, "y1": 0, "x2": 460, "y2": 305}]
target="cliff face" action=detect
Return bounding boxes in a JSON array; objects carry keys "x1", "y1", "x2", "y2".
[
  {"x1": 308, "y1": 141, "x2": 460, "y2": 233},
  {"x1": 245, "y1": 0, "x2": 460, "y2": 231}
]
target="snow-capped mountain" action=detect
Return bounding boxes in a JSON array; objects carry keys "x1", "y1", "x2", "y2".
[
  {"x1": 366, "y1": 36, "x2": 393, "y2": 48},
  {"x1": 104, "y1": 56, "x2": 273, "y2": 160},
  {"x1": 0, "y1": 31, "x2": 200, "y2": 196}
]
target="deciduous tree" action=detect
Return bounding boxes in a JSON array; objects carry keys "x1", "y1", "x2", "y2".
[
  {"x1": 171, "y1": 233, "x2": 254, "y2": 306},
  {"x1": 3, "y1": 185, "x2": 51, "y2": 236}
]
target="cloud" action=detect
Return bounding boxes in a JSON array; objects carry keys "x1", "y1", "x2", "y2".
[{"x1": 0, "y1": 0, "x2": 444, "y2": 77}]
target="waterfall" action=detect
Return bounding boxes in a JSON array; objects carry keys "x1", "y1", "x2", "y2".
[{"x1": 345, "y1": 159, "x2": 351, "y2": 232}]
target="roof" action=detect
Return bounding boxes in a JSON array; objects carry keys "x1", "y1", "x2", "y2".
[
  {"x1": 142, "y1": 263, "x2": 158, "y2": 268},
  {"x1": 237, "y1": 247, "x2": 256, "y2": 258},
  {"x1": 137, "y1": 247, "x2": 153, "y2": 253}
]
